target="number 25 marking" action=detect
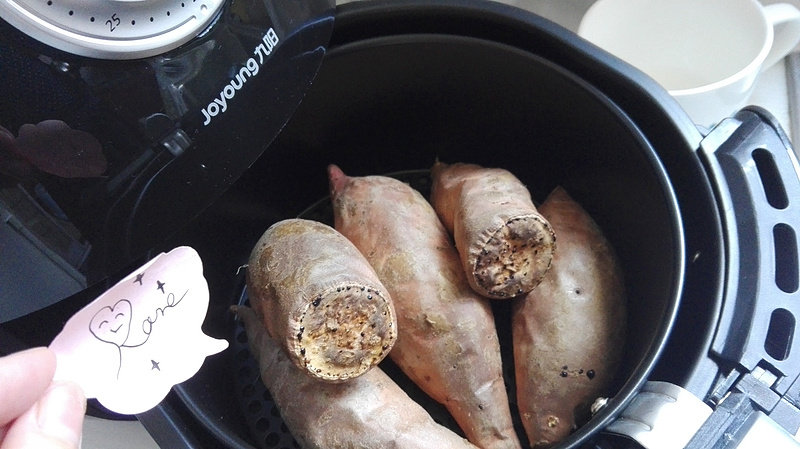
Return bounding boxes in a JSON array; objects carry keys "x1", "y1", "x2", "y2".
[{"x1": 106, "y1": 13, "x2": 121, "y2": 32}]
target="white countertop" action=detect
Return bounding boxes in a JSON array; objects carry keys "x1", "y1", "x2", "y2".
[{"x1": 82, "y1": 415, "x2": 159, "y2": 449}]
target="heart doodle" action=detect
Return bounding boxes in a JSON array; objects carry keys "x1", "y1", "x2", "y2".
[{"x1": 89, "y1": 299, "x2": 133, "y2": 347}]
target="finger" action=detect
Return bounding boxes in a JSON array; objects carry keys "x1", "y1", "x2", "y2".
[
  {"x1": 0, "y1": 381, "x2": 86, "y2": 449},
  {"x1": 0, "y1": 348, "x2": 56, "y2": 427}
]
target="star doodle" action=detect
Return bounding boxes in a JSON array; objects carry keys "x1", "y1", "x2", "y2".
[
  {"x1": 151, "y1": 360, "x2": 160, "y2": 371},
  {"x1": 134, "y1": 273, "x2": 144, "y2": 285},
  {"x1": 156, "y1": 280, "x2": 165, "y2": 293}
]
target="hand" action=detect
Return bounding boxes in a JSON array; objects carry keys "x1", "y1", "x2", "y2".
[{"x1": 0, "y1": 347, "x2": 86, "y2": 449}]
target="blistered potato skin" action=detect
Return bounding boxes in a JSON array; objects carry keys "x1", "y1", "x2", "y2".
[
  {"x1": 235, "y1": 306, "x2": 478, "y2": 449},
  {"x1": 329, "y1": 165, "x2": 522, "y2": 449},
  {"x1": 512, "y1": 187, "x2": 626, "y2": 448},
  {"x1": 430, "y1": 161, "x2": 555, "y2": 299}
]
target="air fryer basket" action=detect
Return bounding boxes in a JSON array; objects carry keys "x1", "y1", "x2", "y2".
[{"x1": 162, "y1": 7, "x2": 693, "y2": 448}]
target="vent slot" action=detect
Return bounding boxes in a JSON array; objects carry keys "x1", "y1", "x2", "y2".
[
  {"x1": 774, "y1": 223, "x2": 799, "y2": 293},
  {"x1": 765, "y1": 308, "x2": 795, "y2": 361},
  {"x1": 753, "y1": 148, "x2": 788, "y2": 209}
]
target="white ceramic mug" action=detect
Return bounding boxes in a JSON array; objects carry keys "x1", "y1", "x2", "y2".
[{"x1": 577, "y1": 0, "x2": 800, "y2": 127}]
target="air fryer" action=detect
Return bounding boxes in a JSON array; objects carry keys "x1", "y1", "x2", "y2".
[{"x1": 1, "y1": 1, "x2": 799, "y2": 449}]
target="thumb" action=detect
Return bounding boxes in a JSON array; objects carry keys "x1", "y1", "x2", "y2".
[{"x1": 1, "y1": 381, "x2": 86, "y2": 449}]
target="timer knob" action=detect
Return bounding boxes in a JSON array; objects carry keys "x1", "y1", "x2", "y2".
[{"x1": 0, "y1": 0, "x2": 224, "y2": 59}]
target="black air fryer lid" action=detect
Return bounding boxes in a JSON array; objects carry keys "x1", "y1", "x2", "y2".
[{"x1": 0, "y1": 0, "x2": 335, "y2": 322}]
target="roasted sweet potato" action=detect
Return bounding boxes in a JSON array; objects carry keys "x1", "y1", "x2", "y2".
[
  {"x1": 246, "y1": 218, "x2": 397, "y2": 382},
  {"x1": 512, "y1": 187, "x2": 627, "y2": 448},
  {"x1": 328, "y1": 165, "x2": 522, "y2": 449},
  {"x1": 234, "y1": 305, "x2": 478, "y2": 449},
  {"x1": 430, "y1": 161, "x2": 556, "y2": 299}
]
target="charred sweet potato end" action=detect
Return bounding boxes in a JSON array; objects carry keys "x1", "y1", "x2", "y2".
[
  {"x1": 473, "y1": 214, "x2": 556, "y2": 298},
  {"x1": 291, "y1": 283, "x2": 397, "y2": 382}
]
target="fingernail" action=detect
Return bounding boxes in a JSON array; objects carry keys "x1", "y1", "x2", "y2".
[{"x1": 37, "y1": 381, "x2": 86, "y2": 446}]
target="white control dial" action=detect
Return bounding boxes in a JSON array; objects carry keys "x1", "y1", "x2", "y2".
[{"x1": 0, "y1": 0, "x2": 224, "y2": 59}]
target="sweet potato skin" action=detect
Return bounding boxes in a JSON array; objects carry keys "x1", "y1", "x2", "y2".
[
  {"x1": 430, "y1": 161, "x2": 555, "y2": 299},
  {"x1": 512, "y1": 187, "x2": 626, "y2": 448},
  {"x1": 329, "y1": 165, "x2": 522, "y2": 449},
  {"x1": 234, "y1": 306, "x2": 478, "y2": 449},
  {"x1": 246, "y1": 218, "x2": 397, "y2": 382}
]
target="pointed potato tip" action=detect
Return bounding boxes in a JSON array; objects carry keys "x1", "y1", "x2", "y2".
[
  {"x1": 430, "y1": 159, "x2": 449, "y2": 179},
  {"x1": 327, "y1": 164, "x2": 349, "y2": 196},
  {"x1": 544, "y1": 186, "x2": 570, "y2": 203}
]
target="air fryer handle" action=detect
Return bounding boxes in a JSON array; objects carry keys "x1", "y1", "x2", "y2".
[
  {"x1": 697, "y1": 107, "x2": 800, "y2": 422},
  {"x1": 597, "y1": 381, "x2": 800, "y2": 449}
]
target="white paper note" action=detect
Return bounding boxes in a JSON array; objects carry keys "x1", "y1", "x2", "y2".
[{"x1": 49, "y1": 246, "x2": 229, "y2": 415}]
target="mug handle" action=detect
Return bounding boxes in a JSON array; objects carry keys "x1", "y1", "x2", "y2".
[{"x1": 763, "y1": 3, "x2": 800, "y2": 68}]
